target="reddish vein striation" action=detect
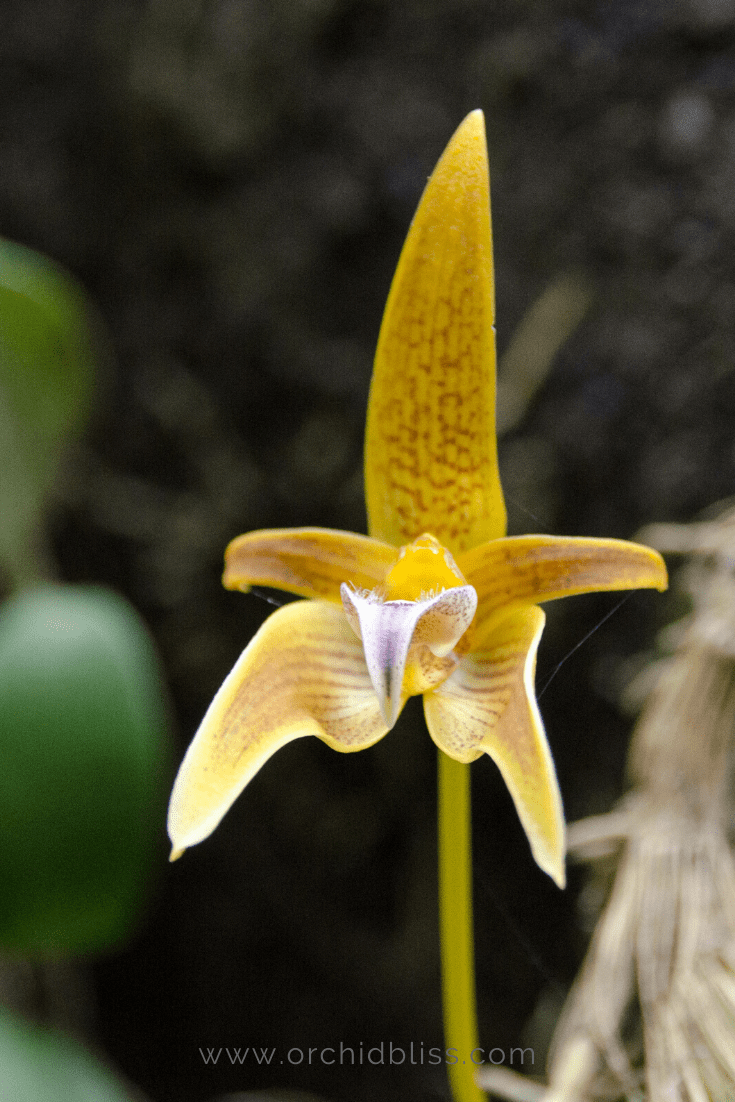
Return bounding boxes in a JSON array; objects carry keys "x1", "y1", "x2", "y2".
[{"x1": 223, "y1": 527, "x2": 399, "y2": 601}]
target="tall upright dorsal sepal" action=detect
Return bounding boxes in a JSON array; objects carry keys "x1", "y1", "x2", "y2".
[{"x1": 364, "y1": 110, "x2": 506, "y2": 554}]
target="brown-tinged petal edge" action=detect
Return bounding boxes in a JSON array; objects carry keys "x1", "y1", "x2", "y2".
[
  {"x1": 423, "y1": 605, "x2": 566, "y2": 886},
  {"x1": 459, "y1": 534, "x2": 667, "y2": 642},
  {"x1": 223, "y1": 527, "x2": 400, "y2": 602},
  {"x1": 168, "y1": 600, "x2": 392, "y2": 859}
]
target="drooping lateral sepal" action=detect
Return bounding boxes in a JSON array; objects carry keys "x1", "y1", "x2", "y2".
[
  {"x1": 423, "y1": 604, "x2": 565, "y2": 887},
  {"x1": 167, "y1": 600, "x2": 391, "y2": 859}
]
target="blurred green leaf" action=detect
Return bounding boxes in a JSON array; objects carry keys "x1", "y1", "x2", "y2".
[
  {"x1": 0, "y1": 239, "x2": 97, "y2": 583},
  {"x1": 0, "y1": 1006, "x2": 133, "y2": 1102},
  {"x1": 0, "y1": 585, "x2": 170, "y2": 955}
]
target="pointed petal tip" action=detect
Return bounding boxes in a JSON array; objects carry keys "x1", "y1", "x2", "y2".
[
  {"x1": 630, "y1": 542, "x2": 668, "y2": 592},
  {"x1": 372, "y1": 658, "x2": 404, "y2": 731},
  {"x1": 379, "y1": 692, "x2": 401, "y2": 731},
  {"x1": 450, "y1": 108, "x2": 488, "y2": 165},
  {"x1": 222, "y1": 574, "x2": 251, "y2": 595},
  {"x1": 520, "y1": 806, "x2": 566, "y2": 888},
  {"x1": 653, "y1": 551, "x2": 668, "y2": 591},
  {"x1": 541, "y1": 852, "x2": 566, "y2": 889},
  {"x1": 169, "y1": 845, "x2": 185, "y2": 862},
  {"x1": 528, "y1": 824, "x2": 566, "y2": 888}
]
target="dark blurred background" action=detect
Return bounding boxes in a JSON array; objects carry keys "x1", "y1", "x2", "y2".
[{"x1": 2, "y1": 0, "x2": 735, "y2": 1099}]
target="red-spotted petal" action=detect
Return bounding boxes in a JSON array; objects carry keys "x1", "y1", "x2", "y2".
[{"x1": 364, "y1": 110, "x2": 506, "y2": 553}]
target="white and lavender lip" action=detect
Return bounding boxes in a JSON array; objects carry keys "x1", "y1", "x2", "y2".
[{"x1": 340, "y1": 583, "x2": 477, "y2": 728}]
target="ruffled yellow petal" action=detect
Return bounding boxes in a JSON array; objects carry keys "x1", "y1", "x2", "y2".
[
  {"x1": 167, "y1": 600, "x2": 391, "y2": 858},
  {"x1": 364, "y1": 109, "x2": 506, "y2": 555},
  {"x1": 423, "y1": 605, "x2": 565, "y2": 886},
  {"x1": 223, "y1": 527, "x2": 399, "y2": 602},
  {"x1": 459, "y1": 534, "x2": 667, "y2": 643}
]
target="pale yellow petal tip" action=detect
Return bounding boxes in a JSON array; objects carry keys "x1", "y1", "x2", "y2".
[
  {"x1": 169, "y1": 845, "x2": 186, "y2": 862},
  {"x1": 221, "y1": 533, "x2": 251, "y2": 592},
  {"x1": 444, "y1": 108, "x2": 488, "y2": 176},
  {"x1": 222, "y1": 574, "x2": 251, "y2": 595},
  {"x1": 533, "y1": 843, "x2": 566, "y2": 889},
  {"x1": 633, "y1": 543, "x2": 668, "y2": 591},
  {"x1": 549, "y1": 856, "x2": 566, "y2": 890},
  {"x1": 221, "y1": 553, "x2": 251, "y2": 593},
  {"x1": 653, "y1": 550, "x2": 669, "y2": 591}
]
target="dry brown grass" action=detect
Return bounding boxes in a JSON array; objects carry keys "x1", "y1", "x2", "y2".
[{"x1": 480, "y1": 502, "x2": 735, "y2": 1102}]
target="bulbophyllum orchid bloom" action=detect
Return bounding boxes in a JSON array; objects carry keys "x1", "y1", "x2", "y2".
[{"x1": 167, "y1": 110, "x2": 666, "y2": 888}]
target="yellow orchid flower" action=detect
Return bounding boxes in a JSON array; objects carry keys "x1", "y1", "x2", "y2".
[
  {"x1": 168, "y1": 110, "x2": 666, "y2": 885},
  {"x1": 168, "y1": 109, "x2": 667, "y2": 1102}
]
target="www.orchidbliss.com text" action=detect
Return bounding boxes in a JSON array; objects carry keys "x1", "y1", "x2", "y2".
[{"x1": 199, "y1": 1042, "x2": 534, "y2": 1067}]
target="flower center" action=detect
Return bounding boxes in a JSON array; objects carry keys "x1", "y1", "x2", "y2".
[
  {"x1": 382, "y1": 533, "x2": 469, "y2": 601},
  {"x1": 340, "y1": 534, "x2": 477, "y2": 727}
]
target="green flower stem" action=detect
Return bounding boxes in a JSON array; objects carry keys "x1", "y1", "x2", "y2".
[{"x1": 438, "y1": 751, "x2": 486, "y2": 1102}]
